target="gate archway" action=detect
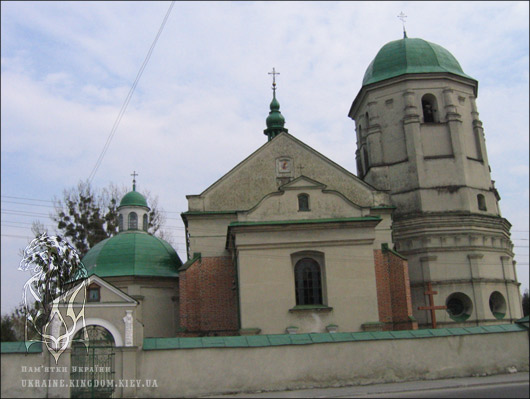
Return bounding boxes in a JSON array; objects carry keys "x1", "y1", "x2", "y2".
[{"x1": 70, "y1": 325, "x2": 115, "y2": 398}]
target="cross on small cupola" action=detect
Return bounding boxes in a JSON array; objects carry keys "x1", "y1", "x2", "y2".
[
  {"x1": 131, "y1": 170, "x2": 139, "y2": 191},
  {"x1": 268, "y1": 67, "x2": 280, "y2": 92},
  {"x1": 397, "y1": 11, "x2": 408, "y2": 38}
]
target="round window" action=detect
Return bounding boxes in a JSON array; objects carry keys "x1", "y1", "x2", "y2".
[
  {"x1": 489, "y1": 291, "x2": 507, "y2": 320},
  {"x1": 445, "y1": 292, "x2": 473, "y2": 321}
]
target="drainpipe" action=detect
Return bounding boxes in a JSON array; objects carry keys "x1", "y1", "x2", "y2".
[
  {"x1": 229, "y1": 233, "x2": 242, "y2": 331},
  {"x1": 234, "y1": 251, "x2": 241, "y2": 331}
]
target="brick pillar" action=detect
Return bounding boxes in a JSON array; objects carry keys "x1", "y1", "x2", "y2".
[
  {"x1": 373, "y1": 249, "x2": 393, "y2": 329},
  {"x1": 387, "y1": 250, "x2": 417, "y2": 330},
  {"x1": 373, "y1": 248, "x2": 417, "y2": 331}
]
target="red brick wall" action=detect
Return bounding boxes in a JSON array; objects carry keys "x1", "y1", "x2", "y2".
[
  {"x1": 179, "y1": 256, "x2": 239, "y2": 335},
  {"x1": 387, "y1": 250, "x2": 415, "y2": 330},
  {"x1": 179, "y1": 260, "x2": 201, "y2": 331},
  {"x1": 373, "y1": 250, "x2": 393, "y2": 326},
  {"x1": 373, "y1": 249, "x2": 417, "y2": 331}
]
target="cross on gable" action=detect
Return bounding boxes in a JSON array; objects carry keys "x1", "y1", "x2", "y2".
[
  {"x1": 417, "y1": 282, "x2": 447, "y2": 329},
  {"x1": 296, "y1": 164, "x2": 305, "y2": 175}
]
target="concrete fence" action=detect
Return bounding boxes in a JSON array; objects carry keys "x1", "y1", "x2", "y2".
[
  {"x1": 2, "y1": 325, "x2": 528, "y2": 398},
  {"x1": 138, "y1": 325, "x2": 529, "y2": 397}
]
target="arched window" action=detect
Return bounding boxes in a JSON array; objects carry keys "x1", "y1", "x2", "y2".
[
  {"x1": 365, "y1": 112, "x2": 370, "y2": 128},
  {"x1": 477, "y1": 194, "x2": 487, "y2": 211},
  {"x1": 128, "y1": 212, "x2": 138, "y2": 230},
  {"x1": 421, "y1": 93, "x2": 439, "y2": 123},
  {"x1": 118, "y1": 214, "x2": 124, "y2": 232},
  {"x1": 294, "y1": 258, "x2": 322, "y2": 305},
  {"x1": 298, "y1": 194, "x2": 310, "y2": 211},
  {"x1": 143, "y1": 214, "x2": 148, "y2": 231}
]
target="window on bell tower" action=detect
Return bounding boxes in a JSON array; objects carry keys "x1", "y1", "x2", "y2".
[
  {"x1": 477, "y1": 194, "x2": 487, "y2": 211},
  {"x1": 143, "y1": 214, "x2": 148, "y2": 231},
  {"x1": 422, "y1": 94, "x2": 439, "y2": 123}
]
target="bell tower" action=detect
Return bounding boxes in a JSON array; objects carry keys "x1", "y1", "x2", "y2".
[{"x1": 349, "y1": 36, "x2": 522, "y2": 327}]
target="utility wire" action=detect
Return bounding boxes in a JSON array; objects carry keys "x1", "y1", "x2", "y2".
[
  {"x1": 87, "y1": 1, "x2": 176, "y2": 184},
  {"x1": 1, "y1": 195, "x2": 54, "y2": 203}
]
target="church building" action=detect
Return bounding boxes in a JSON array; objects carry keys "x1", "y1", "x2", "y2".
[
  {"x1": 78, "y1": 34, "x2": 522, "y2": 342},
  {"x1": 3, "y1": 31, "x2": 528, "y2": 399}
]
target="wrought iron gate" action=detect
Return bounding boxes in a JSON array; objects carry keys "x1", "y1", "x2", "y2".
[{"x1": 70, "y1": 325, "x2": 115, "y2": 398}]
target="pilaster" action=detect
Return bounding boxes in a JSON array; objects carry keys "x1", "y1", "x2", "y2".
[
  {"x1": 443, "y1": 88, "x2": 468, "y2": 185},
  {"x1": 500, "y1": 256, "x2": 514, "y2": 320},
  {"x1": 401, "y1": 90, "x2": 425, "y2": 192},
  {"x1": 467, "y1": 253, "x2": 486, "y2": 321},
  {"x1": 120, "y1": 347, "x2": 138, "y2": 398},
  {"x1": 418, "y1": 255, "x2": 436, "y2": 284}
]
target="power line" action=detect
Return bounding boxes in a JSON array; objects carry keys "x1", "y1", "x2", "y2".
[
  {"x1": 1, "y1": 200, "x2": 55, "y2": 208},
  {"x1": 87, "y1": 1, "x2": 175, "y2": 184},
  {"x1": 1, "y1": 209, "x2": 51, "y2": 218},
  {"x1": 1, "y1": 195, "x2": 54, "y2": 203}
]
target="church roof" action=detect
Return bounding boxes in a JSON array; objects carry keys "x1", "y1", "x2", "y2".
[
  {"x1": 119, "y1": 190, "x2": 149, "y2": 209},
  {"x1": 82, "y1": 231, "x2": 182, "y2": 278},
  {"x1": 362, "y1": 37, "x2": 475, "y2": 86}
]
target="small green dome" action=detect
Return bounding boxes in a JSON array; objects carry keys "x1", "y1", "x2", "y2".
[
  {"x1": 362, "y1": 37, "x2": 474, "y2": 86},
  {"x1": 119, "y1": 190, "x2": 148, "y2": 209},
  {"x1": 82, "y1": 231, "x2": 182, "y2": 278},
  {"x1": 264, "y1": 91, "x2": 288, "y2": 140},
  {"x1": 266, "y1": 96, "x2": 286, "y2": 128}
]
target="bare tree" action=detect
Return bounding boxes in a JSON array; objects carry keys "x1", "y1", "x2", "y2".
[{"x1": 52, "y1": 180, "x2": 170, "y2": 257}]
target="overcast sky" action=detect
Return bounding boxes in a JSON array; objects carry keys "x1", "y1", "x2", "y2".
[{"x1": 2, "y1": 1, "x2": 528, "y2": 315}]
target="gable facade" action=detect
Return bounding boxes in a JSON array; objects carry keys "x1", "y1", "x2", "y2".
[{"x1": 180, "y1": 132, "x2": 416, "y2": 335}]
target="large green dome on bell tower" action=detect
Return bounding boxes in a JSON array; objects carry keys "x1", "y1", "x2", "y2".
[{"x1": 362, "y1": 37, "x2": 475, "y2": 86}]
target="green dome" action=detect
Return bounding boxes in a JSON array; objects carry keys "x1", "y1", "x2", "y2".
[
  {"x1": 119, "y1": 190, "x2": 148, "y2": 209},
  {"x1": 264, "y1": 91, "x2": 288, "y2": 140},
  {"x1": 362, "y1": 37, "x2": 474, "y2": 86},
  {"x1": 82, "y1": 231, "x2": 182, "y2": 278},
  {"x1": 266, "y1": 95, "x2": 285, "y2": 128},
  {"x1": 266, "y1": 100, "x2": 286, "y2": 128}
]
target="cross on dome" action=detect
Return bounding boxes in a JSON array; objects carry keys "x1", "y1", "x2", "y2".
[
  {"x1": 397, "y1": 11, "x2": 408, "y2": 38},
  {"x1": 264, "y1": 67, "x2": 288, "y2": 141},
  {"x1": 131, "y1": 170, "x2": 139, "y2": 191},
  {"x1": 268, "y1": 67, "x2": 280, "y2": 92}
]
